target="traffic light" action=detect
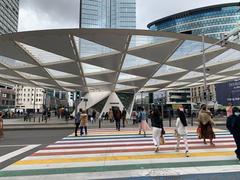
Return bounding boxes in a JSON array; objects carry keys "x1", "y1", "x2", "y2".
[
  {"x1": 70, "y1": 92, "x2": 74, "y2": 100},
  {"x1": 76, "y1": 91, "x2": 80, "y2": 100},
  {"x1": 203, "y1": 91, "x2": 207, "y2": 100}
]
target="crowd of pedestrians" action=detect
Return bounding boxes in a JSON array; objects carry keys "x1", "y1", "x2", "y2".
[{"x1": 72, "y1": 103, "x2": 240, "y2": 161}]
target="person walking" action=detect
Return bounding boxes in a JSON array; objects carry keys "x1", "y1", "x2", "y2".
[
  {"x1": 138, "y1": 107, "x2": 150, "y2": 137},
  {"x1": 74, "y1": 109, "x2": 82, "y2": 136},
  {"x1": 80, "y1": 110, "x2": 88, "y2": 136},
  {"x1": 226, "y1": 107, "x2": 240, "y2": 160},
  {"x1": 92, "y1": 110, "x2": 96, "y2": 124},
  {"x1": 151, "y1": 108, "x2": 163, "y2": 152},
  {"x1": 122, "y1": 108, "x2": 127, "y2": 128},
  {"x1": 226, "y1": 102, "x2": 233, "y2": 118},
  {"x1": 113, "y1": 108, "x2": 121, "y2": 131},
  {"x1": 175, "y1": 106, "x2": 189, "y2": 157},
  {"x1": 198, "y1": 104, "x2": 215, "y2": 146},
  {"x1": 0, "y1": 112, "x2": 3, "y2": 138}
]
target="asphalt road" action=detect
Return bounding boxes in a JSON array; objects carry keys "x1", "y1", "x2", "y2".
[{"x1": 0, "y1": 129, "x2": 72, "y2": 170}]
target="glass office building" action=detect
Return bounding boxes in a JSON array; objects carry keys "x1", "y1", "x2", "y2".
[
  {"x1": 80, "y1": 0, "x2": 136, "y2": 29},
  {"x1": 148, "y1": 2, "x2": 240, "y2": 106},
  {"x1": 0, "y1": 0, "x2": 19, "y2": 34},
  {"x1": 148, "y1": 3, "x2": 240, "y2": 39}
]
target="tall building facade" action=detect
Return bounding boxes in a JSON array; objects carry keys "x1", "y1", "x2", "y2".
[
  {"x1": 15, "y1": 85, "x2": 44, "y2": 112},
  {"x1": 0, "y1": 0, "x2": 19, "y2": 34},
  {"x1": 148, "y1": 2, "x2": 240, "y2": 106},
  {"x1": 80, "y1": 0, "x2": 136, "y2": 29},
  {"x1": 0, "y1": 0, "x2": 19, "y2": 110},
  {"x1": 148, "y1": 3, "x2": 240, "y2": 39}
]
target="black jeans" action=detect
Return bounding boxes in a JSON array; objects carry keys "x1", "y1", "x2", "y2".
[
  {"x1": 232, "y1": 132, "x2": 240, "y2": 159},
  {"x1": 80, "y1": 126, "x2": 87, "y2": 135},
  {"x1": 116, "y1": 120, "x2": 120, "y2": 131},
  {"x1": 75, "y1": 123, "x2": 80, "y2": 136}
]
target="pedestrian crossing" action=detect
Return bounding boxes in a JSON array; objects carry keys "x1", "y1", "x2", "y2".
[{"x1": 0, "y1": 128, "x2": 240, "y2": 179}]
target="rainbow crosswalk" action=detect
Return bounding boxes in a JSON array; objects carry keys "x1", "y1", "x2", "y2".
[{"x1": 0, "y1": 128, "x2": 240, "y2": 179}]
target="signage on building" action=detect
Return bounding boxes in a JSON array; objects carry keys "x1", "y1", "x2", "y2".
[
  {"x1": 216, "y1": 80, "x2": 240, "y2": 106},
  {"x1": 110, "y1": 102, "x2": 119, "y2": 105}
]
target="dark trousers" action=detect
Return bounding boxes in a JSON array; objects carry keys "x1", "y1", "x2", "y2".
[
  {"x1": 75, "y1": 123, "x2": 80, "y2": 136},
  {"x1": 80, "y1": 126, "x2": 87, "y2": 135},
  {"x1": 232, "y1": 132, "x2": 240, "y2": 159},
  {"x1": 116, "y1": 120, "x2": 120, "y2": 131},
  {"x1": 122, "y1": 118, "x2": 126, "y2": 128}
]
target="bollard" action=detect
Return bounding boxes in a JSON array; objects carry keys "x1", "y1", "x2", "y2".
[
  {"x1": 169, "y1": 111, "x2": 171, "y2": 127},
  {"x1": 99, "y1": 118, "x2": 101, "y2": 128},
  {"x1": 191, "y1": 113, "x2": 194, "y2": 126}
]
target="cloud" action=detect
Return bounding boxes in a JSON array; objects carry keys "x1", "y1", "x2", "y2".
[
  {"x1": 19, "y1": 0, "x2": 240, "y2": 31},
  {"x1": 18, "y1": 0, "x2": 80, "y2": 31}
]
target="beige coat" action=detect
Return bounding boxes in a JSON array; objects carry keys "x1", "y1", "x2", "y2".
[
  {"x1": 198, "y1": 110, "x2": 214, "y2": 125},
  {"x1": 80, "y1": 113, "x2": 88, "y2": 126}
]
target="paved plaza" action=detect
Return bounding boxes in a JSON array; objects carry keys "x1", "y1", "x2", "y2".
[{"x1": 0, "y1": 127, "x2": 239, "y2": 179}]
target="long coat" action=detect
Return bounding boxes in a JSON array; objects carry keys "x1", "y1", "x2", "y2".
[{"x1": 80, "y1": 113, "x2": 88, "y2": 126}]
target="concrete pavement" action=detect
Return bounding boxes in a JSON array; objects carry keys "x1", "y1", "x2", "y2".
[
  {"x1": 3, "y1": 115, "x2": 228, "y2": 130},
  {"x1": 0, "y1": 128, "x2": 239, "y2": 179}
]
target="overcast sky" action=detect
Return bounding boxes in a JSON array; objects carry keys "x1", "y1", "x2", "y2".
[{"x1": 18, "y1": 0, "x2": 239, "y2": 31}]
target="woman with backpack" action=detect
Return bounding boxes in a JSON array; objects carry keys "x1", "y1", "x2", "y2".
[{"x1": 138, "y1": 107, "x2": 150, "y2": 137}]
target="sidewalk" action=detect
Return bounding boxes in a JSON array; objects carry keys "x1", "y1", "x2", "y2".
[
  {"x1": 3, "y1": 116, "x2": 75, "y2": 130},
  {"x1": 3, "y1": 116, "x2": 227, "y2": 130}
]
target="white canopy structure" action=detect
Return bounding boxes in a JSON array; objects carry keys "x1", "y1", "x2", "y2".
[{"x1": 0, "y1": 28, "x2": 240, "y2": 93}]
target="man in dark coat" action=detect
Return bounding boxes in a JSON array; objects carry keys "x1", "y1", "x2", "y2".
[
  {"x1": 113, "y1": 107, "x2": 121, "y2": 131},
  {"x1": 226, "y1": 107, "x2": 240, "y2": 160}
]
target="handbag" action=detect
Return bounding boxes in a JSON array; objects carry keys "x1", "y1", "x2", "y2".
[
  {"x1": 160, "y1": 135, "x2": 165, "y2": 145},
  {"x1": 174, "y1": 129, "x2": 180, "y2": 137}
]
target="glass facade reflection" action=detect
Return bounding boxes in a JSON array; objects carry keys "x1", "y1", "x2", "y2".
[
  {"x1": 80, "y1": 0, "x2": 136, "y2": 29},
  {"x1": 0, "y1": 0, "x2": 19, "y2": 34},
  {"x1": 148, "y1": 3, "x2": 240, "y2": 106},
  {"x1": 148, "y1": 3, "x2": 240, "y2": 39}
]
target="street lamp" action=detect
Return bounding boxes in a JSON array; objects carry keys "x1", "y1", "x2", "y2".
[
  {"x1": 202, "y1": 34, "x2": 207, "y2": 105},
  {"x1": 33, "y1": 87, "x2": 36, "y2": 122},
  {"x1": 140, "y1": 91, "x2": 143, "y2": 107}
]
